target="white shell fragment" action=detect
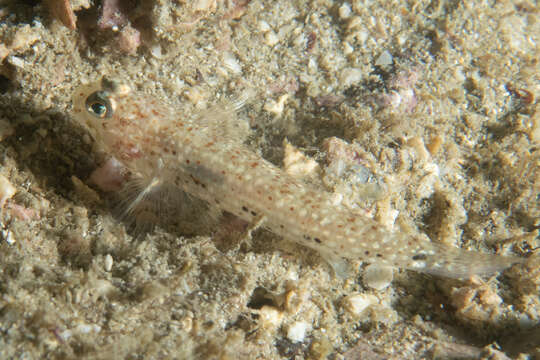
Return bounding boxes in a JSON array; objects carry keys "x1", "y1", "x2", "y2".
[
  {"x1": 342, "y1": 293, "x2": 377, "y2": 316},
  {"x1": 286, "y1": 321, "x2": 310, "y2": 343},
  {"x1": 363, "y1": 264, "x2": 394, "y2": 291},
  {"x1": 283, "y1": 140, "x2": 319, "y2": 178},
  {"x1": 222, "y1": 52, "x2": 242, "y2": 75},
  {"x1": 258, "y1": 305, "x2": 284, "y2": 328},
  {"x1": 339, "y1": 68, "x2": 363, "y2": 87},
  {"x1": 263, "y1": 94, "x2": 289, "y2": 116},
  {"x1": 104, "y1": 254, "x2": 113, "y2": 272},
  {"x1": 338, "y1": 3, "x2": 352, "y2": 19},
  {"x1": 375, "y1": 50, "x2": 393, "y2": 67},
  {"x1": 2, "y1": 229, "x2": 15, "y2": 245}
]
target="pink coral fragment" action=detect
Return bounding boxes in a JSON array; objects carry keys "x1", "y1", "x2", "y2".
[
  {"x1": 98, "y1": 0, "x2": 129, "y2": 30},
  {"x1": 46, "y1": 0, "x2": 77, "y2": 30},
  {"x1": 117, "y1": 24, "x2": 141, "y2": 55},
  {"x1": 9, "y1": 203, "x2": 40, "y2": 221},
  {"x1": 89, "y1": 157, "x2": 128, "y2": 192}
]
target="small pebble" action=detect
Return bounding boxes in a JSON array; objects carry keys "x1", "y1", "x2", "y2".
[
  {"x1": 370, "y1": 305, "x2": 399, "y2": 325},
  {"x1": 342, "y1": 41, "x2": 354, "y2": 55},
  {"x1": 405, "y1": 136, "x2": 430, "y2": 164},
  {"x1": 286, "y1": 321, "x2": 310, "y2": 343},
  {"x1": 46, "y1": 0, "x2": 77, "y2": 30},
  {"x1": 150, "y1": 44, "x2": 164, "y2": 59},
  {"x1": 426, "y1": 136, "x2": 443, "y2": 156},
  {"x1": 283, "y1": 140, "x2": 319, "y2": 178},
  {"x1": 258, "y1": 305, "x2": 283, "y2": 328},
  {"x1": 265, "y1": 31, "x2": 279, "y2": 46},
  {"x1": 75, "y1": 323, "x2": 101, "y2": 334},
  {"x1": 8, "y1": 55, "x2": 25, "y2": 68},
  {"x1": 9, "y1": 203, "x2": 40, "y2": 221},
  {"x1": 222, "y1": 52, "x2": 242, "y2": 75},
  {"x1": 530, "y1": 115, "x2": 540, "y2": 142},
  {"x1": 9, "y1": 25, "x2": 40, "y2": 51},
  {"x1": 338, "y1": 3, "x2": 352, "y2": 19},
  {"x1": 450, "y1": 279, "x2": 504, "y2": 322},
  {"x1": 180, "y1": 315, "x2": 193, "y2": 332},
  {"x1": 375, "y1": 50, "x2": 393, "y2": 67},
  {"x1": 98, "y1": 0, "x2": 128, "y2": 29},
  {"x1": 57, "y1": 329, "x2": 72, "y2": 341},
  {"x1": 363, "y1": 264, "x2": 394, "y2": 290},
  {"x1": 258, "y1": 20, "x2": 271, "y2": 32},
  {"x1": 342, "y1": 293, "x2": 377, "y2": 316},
  {"x1": 263, "y1": 94, "x2": 289, "y2": 116},
  {"x1": 3, "y1": 229, "x2": 15, "y2": 245},
  {"x1": 104, "y1": 254, "x2": 113, "y2": 272},
  {"x1": 0, "y1": 44, "x2": 10, "y2": 62},
  {"x1": 356, "y1": 29, "x2": 369, "y2": 44},
  {"x1": 0, "y1": 174, "x2": 16, "y2": 208},
  {"x1": 184, "y1": 86, "x2": 206, "y2": 106},
  {"x1": 339, "y1": 68, "x2": 363, "y2": 87},
  {"x1": 117, "y1": 25, "x2": 141, "y2": 55},
  {"x1": 193, "y1": 0, "x2": 216, "y2": 12},
  {"x1": 0, "y1": 118, "x2": 15, "y2": 141}
]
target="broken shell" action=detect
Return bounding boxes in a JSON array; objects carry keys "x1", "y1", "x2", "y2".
[
  {"x1": 46, "y1": 0, "x2": 77, "y2": 30},
  {"x1": 0, "y1": 174, "x2": 16, "y2": 209}
]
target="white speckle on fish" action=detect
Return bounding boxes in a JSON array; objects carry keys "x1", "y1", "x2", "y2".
[{"x1": 72, "y1": 77, "x2": 524, "y2": 279}]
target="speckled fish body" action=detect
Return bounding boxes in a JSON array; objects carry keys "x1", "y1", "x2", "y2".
[{"x1": 72, "y1": 78, "x2": 524, "y2": 279}]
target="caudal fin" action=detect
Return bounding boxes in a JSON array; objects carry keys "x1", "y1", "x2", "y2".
[{"x1": 420, "y1": 243, "x2": 525, "y2": 279}]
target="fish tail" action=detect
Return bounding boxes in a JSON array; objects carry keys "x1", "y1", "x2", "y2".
[{"x1": 419, "y1": 243, "x2": 525, "y2": 279}]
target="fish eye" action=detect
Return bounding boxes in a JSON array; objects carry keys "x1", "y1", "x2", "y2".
[{"x1": 85, "y1": 91, "x2": 113, "y2": 118}]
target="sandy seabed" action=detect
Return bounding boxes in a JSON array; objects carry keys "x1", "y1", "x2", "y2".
[{"x1": 0, "y1": 1, "x2": 538, "y2": 359}]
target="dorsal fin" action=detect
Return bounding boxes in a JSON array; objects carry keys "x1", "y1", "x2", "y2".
[{"x1": 192, "y1": 89, "x2": 255, "y2": 145}]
